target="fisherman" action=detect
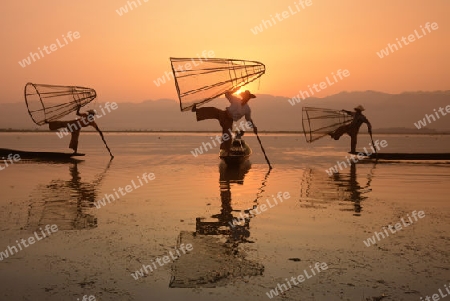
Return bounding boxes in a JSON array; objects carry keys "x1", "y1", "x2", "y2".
[
  {"x1": 48, "y1": 106, "x2": 102, "y2": 153},
  {"x1": 329, "y1": 105, "x2": 372, "y2": 153},
  {"x1": 191, "y1": 88, "x2": 257, "y2": 155}
]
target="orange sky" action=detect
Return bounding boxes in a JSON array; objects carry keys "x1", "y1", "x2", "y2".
[{"x1": 1, "y1": 0, "x2": 449, "y2": 104}]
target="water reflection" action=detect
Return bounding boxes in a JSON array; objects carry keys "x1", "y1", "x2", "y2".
[
  {"x1": 27, "y1": 160, "x2": 112, "y2": 230},
  {"x1": 195, "y1": 161, "x2": 252, "y2": 242},
  {"x1": 300, "y1": 162, "x2": 373, "y2": 216},
  {"x1": 170, "y1": 161, "x2": 267, "y2": 288}
]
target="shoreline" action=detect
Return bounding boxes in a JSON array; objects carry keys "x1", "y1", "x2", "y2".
[{"x1": 0, "y1": 130, "x2": 449, "y2": 135}]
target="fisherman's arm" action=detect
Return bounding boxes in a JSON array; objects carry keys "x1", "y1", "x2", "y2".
[
  {"x1": 76, "y1": 107, "x2": 82, "y2": 116},
  {"x1": 366, "y1": 119, "x2": 372, "y2": 133},
  {"x1": 341, "y1": 110, "x2": 354, "y2": 116},
  {"x1": 224, "y1": 87, "x2": 241, "y2": 103},
  {"x1": 225, "y1": 93, "x2": 240, "y2": 103}
]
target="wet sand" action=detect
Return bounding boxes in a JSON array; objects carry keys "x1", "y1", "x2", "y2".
[{"x1": 0, "y1": 133, "x2": 449, "y2": 300}]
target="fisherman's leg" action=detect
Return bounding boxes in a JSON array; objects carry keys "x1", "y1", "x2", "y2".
[
  {"x1": 330, "y1": 125, "x2": 347, "y2": 140},
  {"x1": 219, "y1": 112, "x2": 233, "y2": 152},
  {"x1": 69, "y1": 130, "x2": 81, "y2": 153},
  {"x1": 195, "y1": 107, "x2": 221, "y2": 122},
  {"x1": 48, "y1": 121, "x2": 66, "y2": 131},
  {"x1": 350, "y1": 133, "x2": 357, "y2": 153}
]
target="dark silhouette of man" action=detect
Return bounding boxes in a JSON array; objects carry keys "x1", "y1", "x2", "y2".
[
  {"x1": 192, "y1": 89, "x2": 257, "y2": 155},
  {"x1": 330, "y1": 105, "x2": 372, "y2": 153},
  {"x1": 48, "y1": 107, "x2": 102, "y2": 153}
]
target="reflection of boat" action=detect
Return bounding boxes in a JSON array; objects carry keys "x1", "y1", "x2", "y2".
[
  {"x1": 364, "y1": 152, "x2": 450, "y2": 161},
  {"x1": 218, "y1": 160, "x2": 251, "y2": 185},
  {"x1": 219, "y1": 131, "x2": 251, "y2": 166},
  {"x1": 0, "y1": 148, "x2": 84, "y2": 162},
  {"x1": 169, "y1": 161, "x2": 266, "y2": 288}
]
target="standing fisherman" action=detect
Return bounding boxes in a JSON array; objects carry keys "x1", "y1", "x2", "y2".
[
  {"x1": 48, "y1": 106, "x2": 107, "y2": 154},
  {"x1": 329, "y1": 105, "x2": 372, "y2": 153},
  {"x1": 192, "y1": 88, "x2": 257, "y2": 156}
]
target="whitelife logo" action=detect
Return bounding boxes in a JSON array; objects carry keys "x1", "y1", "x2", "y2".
[
  {"x1": 93, "y1": 172, "x2": 155, "y2": 209},
  {"x1": 190, "y1": 120, "x2": 253, "y2": 158},
  {"x1": 266, "y1": 262, "x2": 328, "y2": 299},
  {"x1": 116, "y1": 0, "x2": 149, "y2": 16},
  {"x1": 287, "y1": 69, "x2": 350, "y2": 106},
  {"x1": 0, "y1": 224, "x2": 59, "y2": 261},
  {"x1": 325, "y1": 140, "x2": 388, "y2": 176},
  {"x1": 413, "y1": 105, "x2": 450, "y2": 129},
  {"x1": 250, "y1": 0, "x2": 313, "y2": 35},
  {"x1": 130, "y1": 243, "x2": 193, "y2": 279},
  {"x1": 376, "y1": 22, "x2": 439, "y2": 59},
  {"x1": 18, "y1": 31, "x2": 81, "y2": 68},
  {"x1": 56, "y1": 102, "x2": 119, "y2": 139},
  {"x1": 229, "y1": 192, "x2": 291, "y2": 227},
  {"x1": 0, "y1": 153, "x2": 21, "y2": 171},
  {"x1": 363, "y1": 210, "x2": 425, "y2": 247},
  {"x1": 153, "y1": 50, "x2": 215, "y2": 87}
]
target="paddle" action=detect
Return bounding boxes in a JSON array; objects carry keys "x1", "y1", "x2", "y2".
[
  {"x1": 96, "y1": 126, "x2": 114, "y2": 158},
  {"x1": 76, "y1": 105, "x2": 113, "y2": 158},
  {"x1": 252, "y1": 123, "x2": 272, "y2": 169},
  {"x1": 369, "y1": 129, "x2": 378, "y2": 160}
]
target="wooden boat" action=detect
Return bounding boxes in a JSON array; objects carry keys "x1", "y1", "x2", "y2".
[
  {"x1": 0, "y1": 148, "x2": 85, "y2": 161},
  {"x1": 219, "y1": 131, "x2": 252, "y2": 166},
  {"x1": 362, "y1": 152, "x2": 450, "y2": 161}
]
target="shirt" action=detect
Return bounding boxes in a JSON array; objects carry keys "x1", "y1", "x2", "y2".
[
  {"x1": 224, "y1": 92, "x2": 251, "y2": 122},
  {"x1": 347, "y1": 111, "x2": 371, "y2": 132}
]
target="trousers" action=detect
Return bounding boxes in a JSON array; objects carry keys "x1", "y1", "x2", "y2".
[{"x1": 196, "y1": 107, "x2": 233, "y2": 151}]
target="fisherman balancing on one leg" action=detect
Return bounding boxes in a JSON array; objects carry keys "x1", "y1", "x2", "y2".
[
  {"x1": 48, "y1": 105, "x2": 113, "y2": 157},
  {"x1": 191, "y1": 88, "x2": 257, "y2": 156},
  {"x1": 329, "y1": 105, "x2": 372, "y2": 154}
]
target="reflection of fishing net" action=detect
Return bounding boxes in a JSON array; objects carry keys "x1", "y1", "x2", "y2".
[
  {"x1": 24, "y1": 82, "x2": 97, "y2": 125},
  {"x1": 302, "y1": 107, "x2": 352, "y2": 143},
  {"x1": 170, "y1": 57, "x2": 265, "y2": 112}
]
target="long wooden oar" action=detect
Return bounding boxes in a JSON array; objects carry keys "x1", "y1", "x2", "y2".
[
  {"x1": 96, "y1": 127, "x2": 114, "y2": 158},
  {"x1": 369, "y1": 129, "x2": 378, "y2": 160},
  {"x1": 253, "y1": 124, "x2": 272, "y2": 169}
]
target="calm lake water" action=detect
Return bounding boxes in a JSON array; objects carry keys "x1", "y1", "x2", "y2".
[{"x1": 0, "y1": 132, "x2": 449, "y2": 301}]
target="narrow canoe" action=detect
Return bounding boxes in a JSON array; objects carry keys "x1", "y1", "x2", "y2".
[
  {"x1": 0, "y1": 148, "x2": 85, "y2": 161},
  {"x1": 364, "y1": 152, "x2": 450, "y2": 160},
  {"x1": 219, "y1": 138, "x2": 252, "y2": 166}
]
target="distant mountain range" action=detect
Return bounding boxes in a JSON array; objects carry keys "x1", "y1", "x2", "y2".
[{"x1": 1, "y1": 91, "x2": 449, "y2": 132}]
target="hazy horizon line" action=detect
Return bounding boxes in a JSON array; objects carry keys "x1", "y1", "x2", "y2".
[
  {"x1": 2, "y1": 89, "x2": 450, "y2": 104},
  {"x1": 1, "y1": 129, "x2": 449, "y2": 135}
]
